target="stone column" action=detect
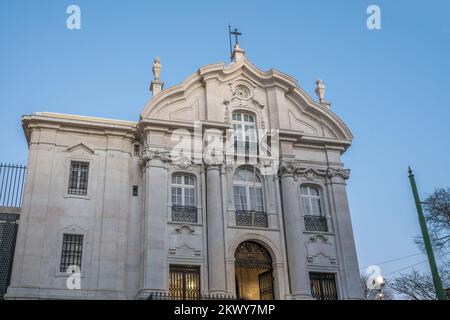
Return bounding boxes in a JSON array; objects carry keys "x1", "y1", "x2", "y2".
[
  {"x1": 279, "y1": 163, "x2": 311, "y2": 299},
  {"x1": 205, "y1": 164, "x2": 227, "y2": 293},
  {"x1": 138, "y1": 148, "x2": 170, "y2": 298}
]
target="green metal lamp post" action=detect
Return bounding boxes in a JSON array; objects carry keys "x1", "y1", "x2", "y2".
[{"x1": 408, "y1": 167, "x2": 446, "y2": 300}]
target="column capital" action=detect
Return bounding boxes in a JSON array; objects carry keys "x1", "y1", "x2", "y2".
[
  {"x1": 204, "y1": 158, "x2": 223, "y2": 172},
  {"x1": 279, "y1": 160, "x2": 296, "y2": 179},
  {"x1": 140, "y1": 145, "x2": 171, "y2": 166},
  {"x1": 326, "y1": 167, "x2": 350, "y2": 180}
]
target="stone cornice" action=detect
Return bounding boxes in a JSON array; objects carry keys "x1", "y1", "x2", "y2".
[{"x1": 22, "y1": 112, "x2": 137, "y2": 144}]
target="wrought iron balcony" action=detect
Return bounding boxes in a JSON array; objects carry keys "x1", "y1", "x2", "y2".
[
  {"x1": 171, "y1": 205, "x2": 198, "y2": 223},
  {"x1": 304, "y1": 215, "x2": 328, "y2": 232},
  {"x1": 235, "y1": 210, "x2": 268, "y2": 228}
]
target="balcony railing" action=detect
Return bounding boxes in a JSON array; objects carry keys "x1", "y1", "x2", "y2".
[
  {"x1": 304, "y1": 215, "x2": 328, "y2": 232},
  {"x1": 147, "y1": 291, "x2": 235, "y2": 300},
  {"x1": 171, "y1": 205, "x2": 198, "y2": 223},
  {"x1": 235, "y1": 210, "x2": 268, "y2": 228}
]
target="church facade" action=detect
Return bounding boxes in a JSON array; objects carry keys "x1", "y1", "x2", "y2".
[{"x1": 5, "y1": 45, "x2": 362, "y2": 300}]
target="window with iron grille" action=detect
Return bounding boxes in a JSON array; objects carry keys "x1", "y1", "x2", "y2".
[
  {"x1": 132, "y1": 185, "x2": 138, "y2": 197},
  {"x1": 60, "y1": 234, "x2": 83, "y2": 272},
  {"x1": 309, "y1": 272, "x2": 338, "y2": 300},
  {"x1": 68, "y1": 161, "x2": 89, "y2": 195}
]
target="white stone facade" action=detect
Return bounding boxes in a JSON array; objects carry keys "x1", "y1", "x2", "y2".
[{"x1": 6, "y1": 48, "x2": 362, "y2": 300}]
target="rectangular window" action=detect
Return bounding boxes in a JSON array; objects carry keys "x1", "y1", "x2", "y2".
[
  {"x1": 169, "y1": 265, "x2": 200, "y2": 300},
  {"x1": 309, "y1": 272, "x2": 338, "y2": 300},
  {"x1": 68, "y1": 161, "x2": 89, "y2": 196},
  {"x1": 60, "y1": 234, "x2": 83, "y2": 272},
  {"x1": 134, "y1": 144, "x2": 140, "y2": 157},
  {"x1": 132, "y1": 185, "x2": 138, "y2": 197}
]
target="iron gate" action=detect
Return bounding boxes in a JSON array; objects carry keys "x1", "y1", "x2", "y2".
[
  {"x1": 169, "y1": 265, "x2": 201, "y2": 300},
  {"x1": 309, "y1": 272, "x2": 338, "y2": 300},
  {"x1": 0, "y1": 213, "x2": 19, "y2": 299}
]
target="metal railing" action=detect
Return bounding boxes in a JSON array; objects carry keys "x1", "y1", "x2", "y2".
[
  {"x1": 304, "y1": 215, "x2": 328, "y2": 232},
  {"x1": 147, "y1": 291, "x2": 235, "y2": 300},
  {"x1": 171, "y1": 205, "x2": 198, "y2": 223},
  {"x1": 0, "y1": 213, "x2": 20, "y2": 299},
  {"x1": 235, "y1": 210, "x2": 268, "y2": 228},
  {"x1": 0, "y1": 164, "x2": 27, "y2": 208}
]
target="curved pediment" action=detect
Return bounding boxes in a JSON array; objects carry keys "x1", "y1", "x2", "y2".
[{"x1": 140, "y1": 57, "x2": 352, "y2": 143}]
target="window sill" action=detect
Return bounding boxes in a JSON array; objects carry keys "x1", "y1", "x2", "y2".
[
  {"x1": 303, "y1": 230, "x2": 335, "y2": 235},
  {"x1": 55, "y1": 271, "x2": 86, "y2": 278},
  {"x1": 168, "y1": 221, "x2": 202, "y2": 226},
  {"x1": 64, "y1": 194, "x2": 91, "y2": 200}
]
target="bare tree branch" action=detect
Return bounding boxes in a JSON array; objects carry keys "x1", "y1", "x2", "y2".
[
  {"x1": 388, "y1": 261, "x2": 450, "y2": 300},
  {"x1": 415, "y1": 188, "x2": 450, "y2": 254},
  {"x1": 360, "y1": 275, "x2": 394, "y2": 300}
]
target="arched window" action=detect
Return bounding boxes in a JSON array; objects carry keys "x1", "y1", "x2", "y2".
[
  {"x1": 233, "y1": 167, "x2": 267, "y2": 227},
  {"x1": 300, "y1": 186, "x2": 327, "y2": 232},
  {"x1": 171, "y1": 174, "x2": 197, "y2": 223},
  {"x1": 232, "y1": 112, "x2": 257, "y2": 156}
]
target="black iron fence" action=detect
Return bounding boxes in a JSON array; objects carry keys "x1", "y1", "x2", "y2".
[
  {"x1": 0, "y1": 164, "x2": 27, "y2": 208},
  {"x1": 147, "y1": 291, "x2": 235, "y2": 300}
]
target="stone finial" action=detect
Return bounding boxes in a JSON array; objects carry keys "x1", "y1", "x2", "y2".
[
  {"x1": 231, "y1": 43, "x2": 245, "y2": 62},
  {"x1": 152, "y1": 57, "x2": 162, "y2": 80},
  {"x1": 150, "y1": 57, "x2": 164, "y2": 96},
  {"x1": 315, "y1": 79, "x2": 331, "y2": 108}
]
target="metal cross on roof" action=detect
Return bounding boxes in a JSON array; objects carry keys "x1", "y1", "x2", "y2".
[
  {"x1": 230, "y1": 28, "x2": 242, "y2": 44},
  {"x1": 228, "y1": 25, "x2": 243, "y2": 60}
]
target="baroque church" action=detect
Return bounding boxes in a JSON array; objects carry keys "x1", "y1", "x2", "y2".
[{"x1": 5, "y1": 43, "x2": 362, "y2": 300}]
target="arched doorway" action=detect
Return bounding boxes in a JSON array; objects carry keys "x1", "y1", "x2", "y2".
[{"x1": 234, "y1": 241, "x2": 274, "y2": 300}]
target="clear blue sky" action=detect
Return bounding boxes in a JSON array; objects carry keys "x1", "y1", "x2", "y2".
[{"x1": 1, "y1": 0, "x2": 449, "y2": 280}]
